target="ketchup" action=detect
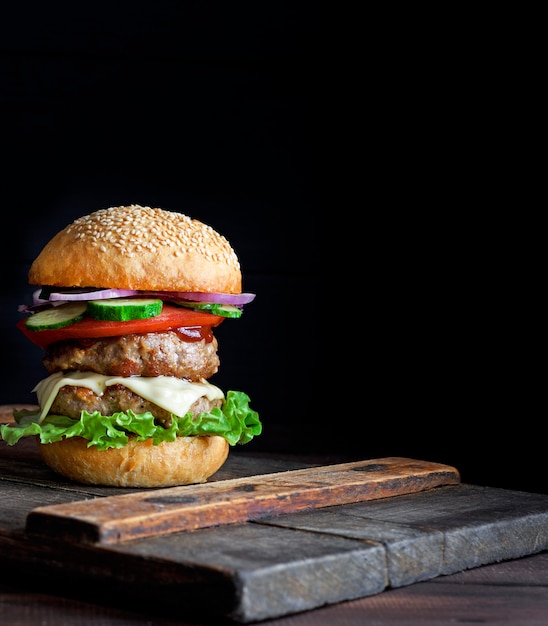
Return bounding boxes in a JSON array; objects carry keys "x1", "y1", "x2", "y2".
[{"x1": 174, "y1": 326, "x2": 214, "y2": 343}]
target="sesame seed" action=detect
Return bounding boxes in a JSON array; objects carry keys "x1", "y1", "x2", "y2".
[{"x1": 65, "y1": 205, "x2": 240, "y2": 270}]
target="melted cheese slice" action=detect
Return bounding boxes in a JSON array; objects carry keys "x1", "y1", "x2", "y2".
[{"x1": 33, "y1": 372, "x2": 225, "y2": 423}]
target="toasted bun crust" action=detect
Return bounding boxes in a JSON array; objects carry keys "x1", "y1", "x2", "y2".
[
  {"x1": 29, "y1": 204, "x2": 242, "y2": 294},
  {"x1": 38, "y1": 435, "x2": 229, "y2": 487}
]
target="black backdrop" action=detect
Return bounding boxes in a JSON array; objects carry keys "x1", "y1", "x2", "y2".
[
  {"x1": 1, "y1": 4, "x2": 543, "y2": 494},
  {"x1": 1, "y1": 2, "x2": 324, "y2": 451}
]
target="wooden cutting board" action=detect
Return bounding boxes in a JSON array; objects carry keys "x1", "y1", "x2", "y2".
[
  {"x1": 1, "y1": 421, "x2": 548, "y2": 623},
  {"x1": 25, "y1": 456, "x2": 460, "y2": 543}
]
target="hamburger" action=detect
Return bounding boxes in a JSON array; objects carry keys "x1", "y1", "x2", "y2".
[{"x1": 0, "y1": 204, "x2": 261, "y2": 487}]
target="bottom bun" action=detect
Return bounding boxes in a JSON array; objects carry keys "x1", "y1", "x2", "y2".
[{"x1": 38, "y1": 435, "x2": 229, "y2": 488}]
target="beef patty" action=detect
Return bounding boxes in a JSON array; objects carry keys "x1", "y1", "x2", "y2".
[
  {"x1": 42, "y1": 331, "x2": 220, "y2": 380},
  {"x1": 49, "y1": 384, "x2": 223, "y2": 425}
]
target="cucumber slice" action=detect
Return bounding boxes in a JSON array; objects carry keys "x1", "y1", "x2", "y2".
[
  {"x1": 87, "y1": 298, "x2": 163, "y2": 321},
  {"x1": 175, "y1": 301, "x2": 242, "y2": 319},
  {"x1": 25, "y1": 302, "x2": 87, "y2": 332}
]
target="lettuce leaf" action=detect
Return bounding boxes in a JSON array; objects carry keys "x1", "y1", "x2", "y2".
[{"x1": 0, "y1": 390, "x2": 261, "y2": 451}]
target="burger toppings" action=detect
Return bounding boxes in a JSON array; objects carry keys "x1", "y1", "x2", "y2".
[
  {"x1": 3, "y1": 387, "x2": 257, "y2": 450},
  {"x1": 25, "y1": 302, "x2": 87, "y2": 331},
  {"x1": 86, "y1": 298, "x2": 163, "y2": 321},
  {"x1": 34, "y1": 372, "x2": 225, "y2": 424},
  {"x1": 24, "y1": 298, "x2": 165, "y2": 331},
  {"x1": 45, "y1": 287, "x2": 256, "y2": 305},
  {"x1": 175, "y1": 301, "x2": 243, "y2": 318},
  {"x1": 17, "y1": 303, "x2": 226, "y2": 348}
]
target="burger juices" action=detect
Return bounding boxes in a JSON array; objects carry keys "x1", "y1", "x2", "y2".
[{"x1": 0, "y1": 205, "x2": 262, "y2": 487}]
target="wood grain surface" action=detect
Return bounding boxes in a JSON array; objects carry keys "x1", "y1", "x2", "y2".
[
  {"x1": 1, "y1": 551, "x2": 547, "y2": 625},
  {"x1": 25, "y1": 457, "x2": 460, "y2": 543}
]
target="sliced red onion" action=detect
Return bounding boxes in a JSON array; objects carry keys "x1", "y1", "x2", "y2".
[
  {"x1": 46, "y1": 288, "x2": 255, "y2": 305},
  {"x1": 18, "y1": 289, "x2": 61, "y2": 313},
  {"x1": 148, "y1": 291, "x2": 256, "y2": 305},
  {"x1": 19, "y1": 301, "x2": 66, "y2": 313},
  {"x1": 33, "y1": 288, "x2": 48, "y2": 306},
  {"x1": 48, "y1": 288, "x2": 140, "y2": 301}
]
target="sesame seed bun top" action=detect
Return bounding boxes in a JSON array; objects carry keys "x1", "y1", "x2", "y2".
[{"x1": 28, "y1": 205, "x2": 242, "y2": 293}]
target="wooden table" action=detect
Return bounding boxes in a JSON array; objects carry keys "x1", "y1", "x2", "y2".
[{"x1": 1, "y1": 412, "x2": 548, "y2": 625}]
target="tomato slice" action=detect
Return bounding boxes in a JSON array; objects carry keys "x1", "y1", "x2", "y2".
[{"x1": 17, "y1": 303, "x2": 225, "y2": 348}]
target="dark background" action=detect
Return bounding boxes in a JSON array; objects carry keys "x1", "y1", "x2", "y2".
[{"x1": 1, "y1": 4, "x2": 543, "y2": 494}]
